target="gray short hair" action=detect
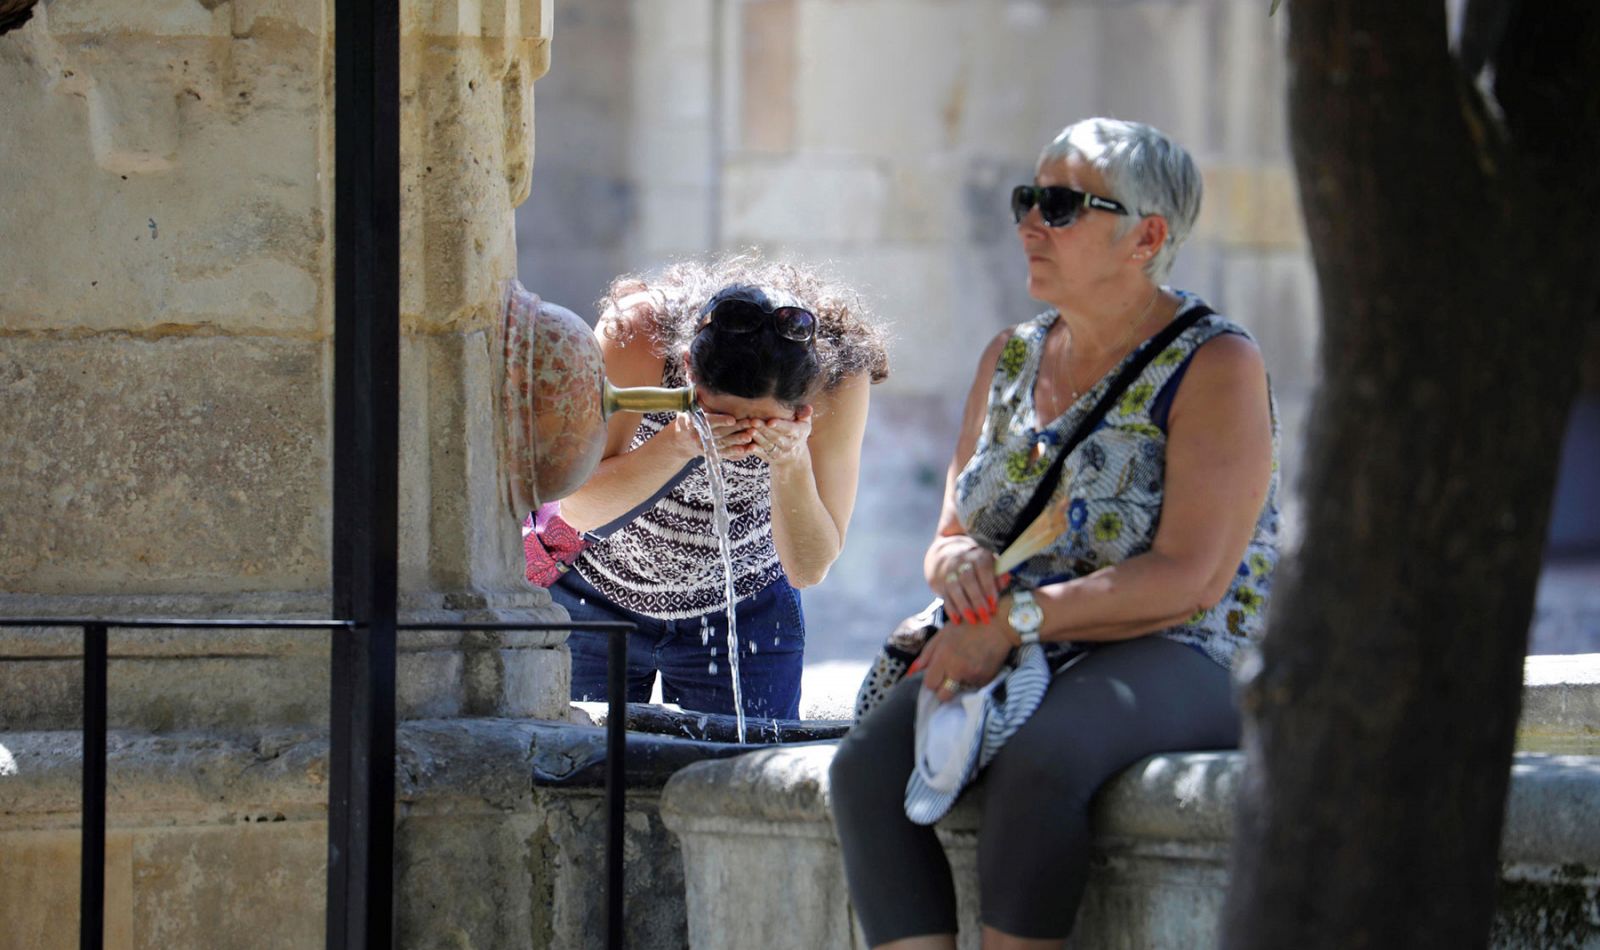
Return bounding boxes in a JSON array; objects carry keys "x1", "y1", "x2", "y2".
[{"x1": 1038, "y1": 118, "x2": 1201, "y2": 282}]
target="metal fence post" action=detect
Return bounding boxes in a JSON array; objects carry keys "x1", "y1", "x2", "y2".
[
  {"x1": 80, "y1": 622, "x2": 107, "y2": 950},
  {"x1": 328, "y1": 0, "x2": 401, "y2": 943}
]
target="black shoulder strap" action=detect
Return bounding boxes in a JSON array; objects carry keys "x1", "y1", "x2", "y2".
[{"x1": 997, "y1": 304, "x2": 1214, "y2": 552}]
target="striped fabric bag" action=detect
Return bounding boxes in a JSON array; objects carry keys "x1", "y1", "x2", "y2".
[{"x1": 903, "y1": 643, "x2": 1052, "y2": 825}]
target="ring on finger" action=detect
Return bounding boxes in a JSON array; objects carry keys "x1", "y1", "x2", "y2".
[
  {"x1": 944, "y1": 571, "x2": 959, "y2": 585},
  {"x1": 957, "y1": 563, "x2": 975, "y2": 575},
  {"x1": 940, "y1": 676, "x2": 963, "y2": 693}
]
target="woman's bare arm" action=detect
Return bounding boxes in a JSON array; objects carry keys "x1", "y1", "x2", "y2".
[
  {"x1": 1025, "y1": 333, "x2": 1274, "y2": 639},
  {"x1": 554, "y1": 300, "x2": 705, "y2": 532},
  {"x1": 924, "y1": 329, "x2": 1014, "y2": 623},
  {"x1": 761, "y1": 372, "x2": 872, "y2": 587}
]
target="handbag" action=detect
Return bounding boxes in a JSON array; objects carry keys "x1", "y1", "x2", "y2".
[{"x1": 852, "y1": 304, "x2": 1214, "y2": 720}]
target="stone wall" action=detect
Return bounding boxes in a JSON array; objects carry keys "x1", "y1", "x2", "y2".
[
  {"x1": 0, "y1": 720, "x2": 693, "y2": 950},
  {"x1": 0, "y1": 0, "x2": 570, "y2": 727},
  {"x1": 0, "y1": 3, "x2": 590, "y2": 945}
]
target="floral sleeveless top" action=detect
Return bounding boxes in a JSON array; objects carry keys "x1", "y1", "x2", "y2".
[
  {"x1": 572, "y1": 356, "x2": 785, "y2": 619},
  {"x1": 954, "y1": 294, "x2": 1280, "y2": 670}
]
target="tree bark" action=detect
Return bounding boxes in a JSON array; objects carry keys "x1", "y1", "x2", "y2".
[{"x1": 1222, "y1": 3, "x2": 1600, "y2": 948}]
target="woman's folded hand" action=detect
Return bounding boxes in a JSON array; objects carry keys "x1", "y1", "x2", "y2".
[
  {"x1": 927, "y1": 535, "x2": 1009, "y2": 626},
  {"x1": 914, "y1": 620, "x2": 1013, "y2": 703}
]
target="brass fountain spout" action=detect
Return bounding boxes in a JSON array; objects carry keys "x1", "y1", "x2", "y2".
[{"x1": 601, "y1": 379, "x2": 695, "y2": 418}]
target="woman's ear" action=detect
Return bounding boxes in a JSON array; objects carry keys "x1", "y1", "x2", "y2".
[{"x1": 1130, "y1": 214, "x2": 1169, "y2": 262}]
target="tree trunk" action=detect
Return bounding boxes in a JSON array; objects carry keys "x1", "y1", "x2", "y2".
[{"x1": 1221, "y1": 3, "x2": 1600, "y2": 948}]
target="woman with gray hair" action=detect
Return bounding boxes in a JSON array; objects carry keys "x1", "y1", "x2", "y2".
[{"x1": 831, "y1": 118, "x2": 1279, "y2": 947}]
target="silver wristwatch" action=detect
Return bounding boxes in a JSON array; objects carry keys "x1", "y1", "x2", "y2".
[{"x1": 1007, "y1": 590, "x2": 1044, "y2": 646}]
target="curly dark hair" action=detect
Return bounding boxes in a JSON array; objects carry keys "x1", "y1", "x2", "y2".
[{"x1": 596, "y1": 252, "x2": 891, "y2": 397}]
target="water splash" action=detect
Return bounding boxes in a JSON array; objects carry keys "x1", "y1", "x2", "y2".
[{"x1": 688, "y1": 410, "x2": 747, "y2": 744}]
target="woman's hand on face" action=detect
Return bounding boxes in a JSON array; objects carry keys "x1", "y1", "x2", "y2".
[
  {"x1": 666, "y1": 411, "x2": 754, "y2": 462},
  {"x1": 928, "y1": 536, "x2": 1009, "y2": 627},
  {"x1": 911, "y1": 620, "x2": 1013, "y2": 703},
  {"x1": 749, "y1": 405, "x2": 814, "y2": 470}
]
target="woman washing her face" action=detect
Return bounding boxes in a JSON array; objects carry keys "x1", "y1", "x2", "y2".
[{"x1": 546, "y1": 256, "x2": 890, "y2": 720}]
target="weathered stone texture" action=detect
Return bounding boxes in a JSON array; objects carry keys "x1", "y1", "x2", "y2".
[
  {"x1": 0, "y1": 720, "x2": 697, "y2": 950},
  {"x1": 1519, "y1": 654, "x2": 1600, "y2": 754},
  {"x1": 0, "y1": 629, "x2": 575, "y2": 730},
  {"x1": 133, "y1": 823, "x2": 327, "y2": 949},
  {"x1": 0, "y1": 17, "x2": 326, "y2": 335},
  {"x1": 0, "y1": 337, "x2": 327, "y2": 593},
  {"x1": 0, "y1": 830, "x2": 136, "y2": 950}
]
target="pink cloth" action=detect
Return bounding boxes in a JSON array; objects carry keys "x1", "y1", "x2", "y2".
[{"x1": 522, "y1": 503, "x2": 587, "y2": 587}]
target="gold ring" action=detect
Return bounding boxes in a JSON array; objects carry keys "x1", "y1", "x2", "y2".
[
  {"x1": 944, "y1": 572, "x2": 959, "y2": 585},
  {"x1": 940, "y1": 676, "x2": 962, "y2": 693},
  {"x1": 957, "y1": 563, "x2": 975, "y2": 574}
]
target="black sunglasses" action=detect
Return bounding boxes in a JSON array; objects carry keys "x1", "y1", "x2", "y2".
[
  {"x1": 698, "y1": 295, "x2": 817, "y2": 343},
  {"x1": 1010, "y1": 185, "x2": 1130, "y2": 228}
]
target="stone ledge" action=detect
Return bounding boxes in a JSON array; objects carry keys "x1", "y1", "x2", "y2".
[
  {"x1": 659, "y1": 746, "x2": 1600, "y2": 950},
  {"x1": 661, "y1": 746, "x2": 1600, "y2": 863},
  {"x1": 1520, "y1": 654, "x2": 1600, "y2": 753},
  {"x1": 0, "y1": 718, "x2": 783, "y2": 823}
]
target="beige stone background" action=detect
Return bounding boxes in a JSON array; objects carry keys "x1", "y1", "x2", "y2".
[
  {"x1": 513, "y1": 0, "x2": 1600, "y2": 675},
  {"x1": 0, "y1": 0, "x2": 576, "y2": 732}
]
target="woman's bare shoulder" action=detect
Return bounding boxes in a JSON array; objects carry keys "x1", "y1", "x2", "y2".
[{"x1": 596, "y1": 296, "x2": 672, "y2": 386}]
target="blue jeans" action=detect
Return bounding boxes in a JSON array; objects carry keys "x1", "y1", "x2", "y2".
[{"x1": 552, "y1": 568, "x2": 806, "y2": 719}]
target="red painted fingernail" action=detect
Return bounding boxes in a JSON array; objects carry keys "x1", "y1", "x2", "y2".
[
  {"x1": 949, "y1": 615, "x2": 962, "y2": 626},
  {"x1": 965, "y1": 611, "x2": 979, "y2": 625},
  {"x1": 988, "y1": 596, "x2": 997, "y2": 611}
]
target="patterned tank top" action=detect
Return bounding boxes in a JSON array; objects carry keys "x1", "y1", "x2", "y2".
[
  {"x1": 955, "y1": 293, "x2": 1281, "y2": 670},
  {"x1": 572, "y1": 356, "x2": 786, "y2": 619}
]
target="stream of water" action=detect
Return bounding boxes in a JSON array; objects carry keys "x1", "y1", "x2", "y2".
[{"x1": 688, "y1": 410, "x2": 747, "y2": 744}]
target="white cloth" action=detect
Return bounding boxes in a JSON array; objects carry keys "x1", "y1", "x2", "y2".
[{"x1": 904, "y1": 643, "x2": 1052, "y2": 825}]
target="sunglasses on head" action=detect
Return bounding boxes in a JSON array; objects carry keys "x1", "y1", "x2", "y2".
[
  {"x1": 698, "y1": 294, "x2": 817, "y2": 343},
  {"x1": 1010, "y1": 185, "x2": 1131, "y2": 228}
]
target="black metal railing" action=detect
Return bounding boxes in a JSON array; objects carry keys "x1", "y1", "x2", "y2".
[{"x1": 0, "y1": 617, "x2": 634, "y2": 950}]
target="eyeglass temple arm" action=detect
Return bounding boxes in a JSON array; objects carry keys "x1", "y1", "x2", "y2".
[{"x1": 1084, "y1": 193, "x2": 1130, "y2": 215}]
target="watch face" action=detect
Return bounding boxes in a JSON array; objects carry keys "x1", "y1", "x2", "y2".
[{"x1": 1010, "y1": 596, "x2": 1043, "y2": 631}]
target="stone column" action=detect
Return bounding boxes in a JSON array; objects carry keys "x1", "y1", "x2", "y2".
[{"x1": 0, "y1": 0, "x2": 569, "y2": 732}]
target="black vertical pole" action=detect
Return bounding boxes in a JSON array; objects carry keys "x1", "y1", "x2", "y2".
[
  {"x1": 329, "y1": 0, "x2": 400, "y2": 945},
  {"x1": 606, "y1": 634, "x2": 627, "y2": 949},
  {"x1": 80, "y1": 622, "x2": 107, "y2": 950}
]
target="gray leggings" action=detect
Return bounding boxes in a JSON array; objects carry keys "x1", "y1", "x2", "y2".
[{"x1": 829, "y1": 635, "x2": 1240, "y2": 944}]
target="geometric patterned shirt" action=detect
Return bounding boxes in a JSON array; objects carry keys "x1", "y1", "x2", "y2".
[{"x1": 572, "y1": 355, "x2": 786, "y2": 619}]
